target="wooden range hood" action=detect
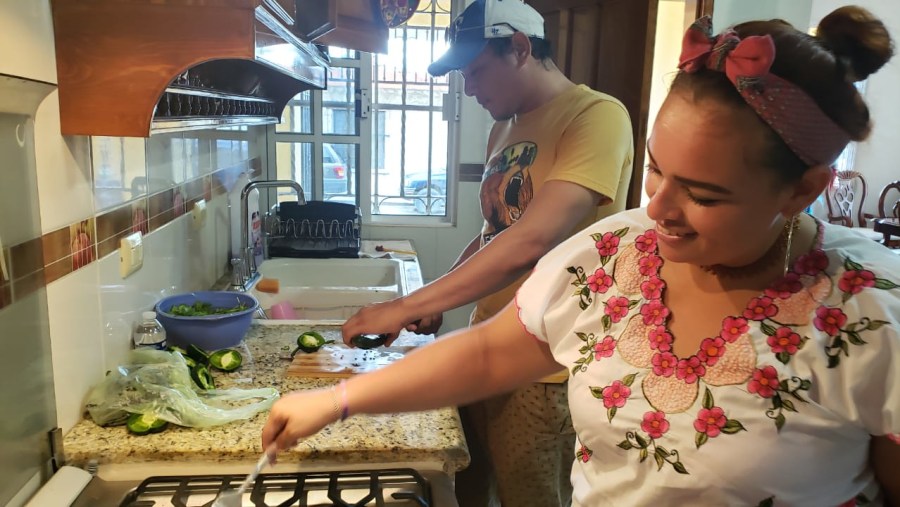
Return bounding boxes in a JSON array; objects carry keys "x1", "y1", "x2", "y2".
[{"x1": 50, "y1": 0, "x2": 330, "y2": 137}]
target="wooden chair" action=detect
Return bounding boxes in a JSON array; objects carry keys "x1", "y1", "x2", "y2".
[
  {"x1": 866, "y1": 180, "x2": 900, "y2": 247},
  {"x1": 825, "y1": 171, "x2": 884, "y2": 242},
  {"x1": 869, "y1": 180, "x2": 900, "y2": 220}
]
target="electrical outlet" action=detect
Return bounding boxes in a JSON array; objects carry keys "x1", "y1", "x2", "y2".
[
  {"x1": 191, "y1": 199, "x2": 207, "y2": 230},
  {"x1": 119, "y1": 232, "x2": 143, "y2": 278}
]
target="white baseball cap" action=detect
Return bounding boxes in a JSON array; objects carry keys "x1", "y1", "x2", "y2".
[{"x1": 428, "y1": 0, "x2": 546, "y2": 76}]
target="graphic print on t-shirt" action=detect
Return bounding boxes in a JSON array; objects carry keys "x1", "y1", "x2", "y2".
[{"x1": 481, "y1": 141, "x2": 537, "y2": 243}]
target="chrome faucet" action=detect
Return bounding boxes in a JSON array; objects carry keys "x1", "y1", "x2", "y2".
[{"x1": 231, "y1": 180, "x2": 305, "y2": 292}]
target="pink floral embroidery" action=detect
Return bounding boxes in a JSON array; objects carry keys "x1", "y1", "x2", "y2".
[
  {"x1": 634, "y1": 230, "x2": 657, "y2": 253},
  {"x1": 676, "y1": 356, "x2": 705, "y2": 384},
  {"x1": 577, "y1": 443, "x2": 593, "y2": 463},
  {"x1": 648, "y1": 326, "x2": 673, "y2": 352},
  {"x1": 693, "y1": 406, "x2": 727, "y2": 437},
  {"x1": 793, "y1": 249, "x2": 829, "y2": 275},
  {"x1": 768, "y1": 327, "x2": 802, "y2": 355},
  {"x1": 764, "y1": 272, "x2": 804, "y2": 299},
  {"x1": 641, "y1": 411, "x2": 670, "y2": 439},
  {"x1": 593, "y1": 336, "x2": 616, "y2": 360},
  {"x1": 743, "y1": 297, "x2": 778, "y2": 321},
  {"x1": 587, "y1": 268, "x2": 613, "y2": 294},
  {"x1": 747, "y1": 366, "x2": 780, "y2": 398},
  {"x1": 814, "y1": 306, "x2": 847, "y2": 336},
  {"x1": 640, "y1": 300, "x2": 669, "y2": 326},
  {"x1": 698, "y1": 337, "x2": 726, "y2": 366},
  {"x1": 838, "y1": 269, "x2": 876, "y2": 295},
  {"x1": 602, "y1": 380, "x2": 631, "y2": 408},
  {"x1": 640, "y1": 276, "x2": 665, "y2": 300},
  {"x1": 604, "y1": 296, "x2": 631, "y2": 323},
  {"x1": 720, "y1": 317, "x2": 749, "y2": 343},
  {"x1": 651, "y1": 352, "x2": 677, "y2": 377},
  {"x1": 638, "y1": 254, "x2": 662, "y2": 276},
  {"x1": 595, "y1": 232, "x2": 621, "y2": 257}
]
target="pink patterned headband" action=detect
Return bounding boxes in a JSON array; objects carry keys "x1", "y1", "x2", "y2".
[{"x1": 678, "y1": 16, "x2": 851, "y2": 166}]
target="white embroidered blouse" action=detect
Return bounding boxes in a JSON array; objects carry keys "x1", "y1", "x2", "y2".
[{"x1": 516, "y1": 208, "x2": 900, "y2": 506}]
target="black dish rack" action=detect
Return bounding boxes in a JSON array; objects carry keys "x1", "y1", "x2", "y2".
[{"x1": 265, "y1": 200, "x2": 361, "y2": 258}]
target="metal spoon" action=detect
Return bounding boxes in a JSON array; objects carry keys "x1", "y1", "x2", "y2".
[{"x1": 212, "y1": 450, "x2": 271, "y2": 507}]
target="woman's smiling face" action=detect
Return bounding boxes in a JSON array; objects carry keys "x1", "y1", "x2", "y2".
[{"x1": 644, "y1": 91, "x2": 802, "y2": 269}]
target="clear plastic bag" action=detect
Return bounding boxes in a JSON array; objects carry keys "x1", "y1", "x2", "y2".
[{"x1": 85, "y1": 349, "x2": 278, "y2": 428}]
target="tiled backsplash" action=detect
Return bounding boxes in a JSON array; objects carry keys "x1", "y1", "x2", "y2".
[
  {"x1": 0, "y1": 156, "x2": 262, "y2": 312},
  {"x1": 0, "y1": 130, "x2": 264, "y2": 314}
]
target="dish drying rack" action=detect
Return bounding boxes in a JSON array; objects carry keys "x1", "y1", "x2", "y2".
[{"x1": 265, "y1": 200, "x2": 361, "y2": 258}]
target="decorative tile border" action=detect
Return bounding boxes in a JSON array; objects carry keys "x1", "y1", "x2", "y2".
[
  {"x1": 0, "y1": 157, "x2": 263, "y2": 308},
  {"x1": 459, "y1": 163, "x2": 485, "y2": 182}
]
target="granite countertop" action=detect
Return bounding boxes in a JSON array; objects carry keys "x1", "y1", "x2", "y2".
[
  {"x1": 63, "y1": 324, "x2": 469, "y2": 477},
  {"x1": 63, "y1": 241, "x2": 470, "y2": 478}
]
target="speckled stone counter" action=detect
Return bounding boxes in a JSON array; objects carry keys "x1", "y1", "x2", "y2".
[
  {"x1": 63, "y1": 323, "x2": 470, "y2": 478},
  {"x1": 63, "y1": 241, "x2": 470, "y2": 479}
]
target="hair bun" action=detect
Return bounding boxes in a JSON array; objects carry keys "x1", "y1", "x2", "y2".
[{"x1": 816, "y1": 5, "x2": 894, "y2": 81}]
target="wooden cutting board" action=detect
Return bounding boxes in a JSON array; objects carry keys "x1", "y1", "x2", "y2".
[{"x1": 286, "y1": 344, "x2": 417, "y2": 378}]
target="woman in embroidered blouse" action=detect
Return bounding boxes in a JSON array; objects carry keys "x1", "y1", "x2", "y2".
[{"x1": 263, "y1": 7, "x2": 900, "y2": 506}]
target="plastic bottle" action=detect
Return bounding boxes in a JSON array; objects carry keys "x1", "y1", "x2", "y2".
[{"x1": 133, "y1": 311, "x2": 167, "y2": 350}]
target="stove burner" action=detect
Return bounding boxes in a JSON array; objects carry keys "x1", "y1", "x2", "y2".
[{"x1": 119, "y1": 468, "x2": 432, "y2": 507}]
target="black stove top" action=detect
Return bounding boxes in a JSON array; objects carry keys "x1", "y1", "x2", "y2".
[{"x1": 118, "y1": 468, "x2": 433, "y2": 507}]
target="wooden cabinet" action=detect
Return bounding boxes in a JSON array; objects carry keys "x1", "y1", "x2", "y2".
[
  {"x1": 529, "y1": 0, "x2": 658, "y2": 209},
  {"x1": 294, "y1": 0, "x2": 390, "y2": 54},
  {"x1": 50, "y1": 0, "x2": 328, "y2": 137}
]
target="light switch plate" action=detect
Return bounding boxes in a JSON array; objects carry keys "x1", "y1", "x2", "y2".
[{"x1": 119, "y1": 232, "x2": 143, "y2": 278}]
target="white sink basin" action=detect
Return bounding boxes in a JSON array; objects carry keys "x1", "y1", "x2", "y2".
[{"x1": 249, "y1": 258, "x2": 407, "y2": 322}]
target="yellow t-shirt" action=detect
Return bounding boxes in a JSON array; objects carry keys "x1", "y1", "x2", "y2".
[{"x1": 472, "y1": 84, "x2": 634, "y2": 324}]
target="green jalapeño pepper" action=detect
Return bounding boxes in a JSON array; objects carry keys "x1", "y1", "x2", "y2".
[
  {"x1": 126, "y1": 413, "x2": 169, "y2": 435},
  {"x1": 208, "y1": 348, "x2": 243, "y2": 371},
  {"x1": 294, "y1": 331, "x2": 334, "y2": 355},
  {"x1": 190, "y1": 364, "x2": 216, "y2": 390}
]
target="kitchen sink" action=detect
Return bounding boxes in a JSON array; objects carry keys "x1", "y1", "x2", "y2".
[{"x1": 248, "y1": 258, "x2": 407, "y2": 322}]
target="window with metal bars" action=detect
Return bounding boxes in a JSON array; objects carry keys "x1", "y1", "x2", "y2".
[{"x1": 271, "y1": 0, "x2": 457, "y2": 222}]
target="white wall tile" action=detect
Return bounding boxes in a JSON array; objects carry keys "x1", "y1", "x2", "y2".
[
  {"x1": 47, "y1": 263, "x2": 104, "y2": 433},
  {"x1": 34, "y1": 92, "x2": 93, "y2": 232}
]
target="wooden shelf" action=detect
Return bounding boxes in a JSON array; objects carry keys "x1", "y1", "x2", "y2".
[
  {"x1": 294, "y1": 0, "x2": 390, "y2": 54},
  {"x1": 50, "y1": 0, "x2": 328, "y2": 137}
]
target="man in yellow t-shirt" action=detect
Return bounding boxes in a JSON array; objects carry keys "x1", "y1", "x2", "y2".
[{"x1": 343, "y1": 0, "x2": 633, "y2": 505}]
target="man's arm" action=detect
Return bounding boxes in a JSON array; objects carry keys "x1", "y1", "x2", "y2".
[
  {"x1": 404, "y1": 234, "x2": 481, "y2": 334},
  {"x1": 392, "y1": 180, "x2": 601, "y2": 323},
  {"x1": 450, "y1": 234, "x2": 482, "y2": 272},
  {"x1": 342, "y1": 180, "x2": 601, "y2": 340}
]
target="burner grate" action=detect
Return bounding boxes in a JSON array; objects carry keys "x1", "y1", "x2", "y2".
[{"x1": 119, "y1": 468, "x2": 432, "y2": 507}]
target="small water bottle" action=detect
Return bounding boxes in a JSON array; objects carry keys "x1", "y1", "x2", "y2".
[{"x1": 133, "y1": 311, "x2": 167, "y2": 350}]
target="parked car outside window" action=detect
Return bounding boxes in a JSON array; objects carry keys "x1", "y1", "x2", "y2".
[
  {"x1": 404, "y1": 170, "x2": 447, "y2": 214},
  {"x1": 323, "y1": 143, "x2": 348, "y2": 196}
]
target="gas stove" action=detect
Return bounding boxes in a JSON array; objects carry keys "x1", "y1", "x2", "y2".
[{"x1": 67, "y1": 468, "x2": 458, "y2": 507}]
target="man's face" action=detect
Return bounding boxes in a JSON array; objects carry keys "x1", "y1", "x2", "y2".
[{"x1": 459, "y1": 44, "x2": 522, "y2": 121}]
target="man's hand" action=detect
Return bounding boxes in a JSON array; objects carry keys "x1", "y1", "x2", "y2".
[
  {"x1": 341, "y1": 299, "x2": 413, "y2": 346},
  {"x1": 406, "y1": 313, "x2": 444, "y2": 335}
]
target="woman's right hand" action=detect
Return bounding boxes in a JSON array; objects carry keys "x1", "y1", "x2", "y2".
[{"x1": 261, "y1": 388, "x2": 338, "y2": 456}]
